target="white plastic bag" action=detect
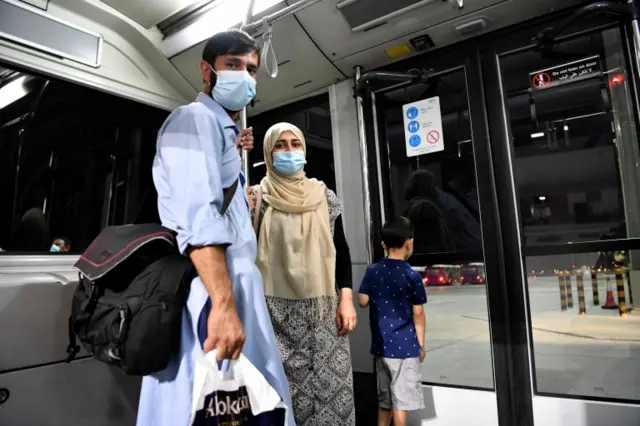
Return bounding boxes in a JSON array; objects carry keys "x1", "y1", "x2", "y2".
[{"x1": 190, "y1": 349, "x2": 288, "y2": 426}]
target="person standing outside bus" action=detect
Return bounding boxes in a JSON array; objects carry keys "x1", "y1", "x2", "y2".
[
  {"x1": 136, "y1": 29, "x2": 293, "y2": 426},
  {"x1": 358, "y1": 217, "x2": 427, "y2": 426}
]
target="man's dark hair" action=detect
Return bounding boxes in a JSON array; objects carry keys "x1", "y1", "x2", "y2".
[
  {"x1": 202, "y1": 29, "x2": 260, "y2": 66},
  {"x1": 405, "y1": 169, "x2": 437, "y2": 202},
  {"x1": 382, "y1": 217, "x2": 414, "y2": 249},
  {"x1": 55, "y1": 236, "x2": 71, "y2": 247}
]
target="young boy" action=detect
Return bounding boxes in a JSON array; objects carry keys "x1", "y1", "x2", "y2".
[{"x1": 358, "y1": 217, "x2": 427, "y2": 426}]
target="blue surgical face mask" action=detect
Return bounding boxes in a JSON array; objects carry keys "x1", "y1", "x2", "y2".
[
  {"x1": 50, "y1": 244, "x2": 61, "y2": 253},
  {"x1": 273, "y1": 151, "x2": 306, "y2": 176},
  {"x1": 210, "y1": 68, "x2": 256, "y2": 112}
]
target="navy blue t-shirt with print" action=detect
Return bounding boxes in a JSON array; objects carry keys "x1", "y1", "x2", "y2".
[{"x1": 359, "y1": 258, "x2": 427, "y2": 359}]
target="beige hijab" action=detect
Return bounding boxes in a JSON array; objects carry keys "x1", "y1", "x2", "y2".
[{"x1": 256, "y1": 122, "x2": 336, "y2": 300}]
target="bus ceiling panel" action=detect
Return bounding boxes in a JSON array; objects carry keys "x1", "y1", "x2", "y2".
[
  {"x1": 99, "y1": 0, "x2": 200, "y2": 29},
  {"x1": 298, "y1": 0, "x2": 498, "y2": 63},
  {"x1": 331, "y1": 0, "x2": 583, "y2": 75},
  {"x1": 169, "y1": 13, "x2": 342, "y2": 115}
]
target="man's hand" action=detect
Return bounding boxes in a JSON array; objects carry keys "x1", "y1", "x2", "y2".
[
  {"x1": 237, "y1": 127, "x2": 254, "y2": 153},
  {"x1": 204, "y1": 296, "x2": 246, "y2": 361},
  {"x1": 188, "y1": 246, "x2": 245, "y2": 361},
  {"x1": 336, "y1": 289, "x2": 357, "y2": 336}
]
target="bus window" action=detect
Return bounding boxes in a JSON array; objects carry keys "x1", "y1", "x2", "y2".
[{"x1": 0, "y1": 66, "x2": 167, "y2": 254}]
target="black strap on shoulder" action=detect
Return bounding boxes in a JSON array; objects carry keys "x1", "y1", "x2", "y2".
[{"x1": 221, "y1": 178, "x2": 239, "y2": 216}]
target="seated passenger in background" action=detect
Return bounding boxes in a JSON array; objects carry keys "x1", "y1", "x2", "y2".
[
  {"x1": 50, "y1": 237, "x2": 71, "y2": 253},
  {"x1": 136, "y1": 29, "x2": 293, "y2": 426},
  {"x1": 358, "y1": 217, "x2": 427, "y2": 426},
  {"x1": 249, "y1": 122, "x2": 357, "y2": 425}
]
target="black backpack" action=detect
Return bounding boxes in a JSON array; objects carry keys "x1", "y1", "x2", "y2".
[{"x1": 65, "y1": 179, "x2": 238, "y2": 375}]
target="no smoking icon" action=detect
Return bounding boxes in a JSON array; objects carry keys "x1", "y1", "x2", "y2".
[{"x1": 427, "y1": 130, "x2": 440, "y2": 144}]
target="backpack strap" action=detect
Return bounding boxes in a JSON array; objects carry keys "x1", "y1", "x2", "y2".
[
  {"x1": 252, "y1": 186, "x2": 263, "y2": 234},
  {"x1": 221, "y1": 178, "x2": 239, "y2": 216},
  {"x1": 65, "y1": 314, "x2": 81, "y2": 363}
]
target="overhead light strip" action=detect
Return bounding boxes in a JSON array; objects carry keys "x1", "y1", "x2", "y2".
[
  {"x1": 159, "y1": 0, "x2": 285, "y2": 41},
  {"x1": 336, "y1": 0, "x2": 359, "y2": 9},
  {"x1": 161, "y1": 0, "x2": 316, "y2": 58},
  {"x1": 157, "y1": 0, "x2": 216, "y2": 38},
  {"x1": 0, "y1": 75, "x2": 30, "y2": 110}
]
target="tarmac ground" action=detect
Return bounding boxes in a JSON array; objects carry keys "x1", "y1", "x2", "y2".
[{"x1": 421, "y1": 274, "x2": 639, "y2": 401}]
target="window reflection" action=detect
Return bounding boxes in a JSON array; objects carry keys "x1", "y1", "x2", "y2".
[{"x1": 381, "y1": 70, "x2": 482, "y2": 255}]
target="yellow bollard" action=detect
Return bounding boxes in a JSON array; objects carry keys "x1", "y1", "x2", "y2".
[
  {"x1": 626, "y1": 270, "x2": 634, "y2": 312},
  {"x1": 558, "y1": 272, "x2": 567, "y2": 311},
  {"x1": 615, "y1": 269, "x2": 627, "y2": 318},
  {"x1": 576, "y1": 272, "x2": 586, "y2": 315},
  {"x1": 591, "y1": 271, "x2": 599, "y2": 306},
  {"x1": 565, "y1": 271, "x2": 574, "y2": 309}
]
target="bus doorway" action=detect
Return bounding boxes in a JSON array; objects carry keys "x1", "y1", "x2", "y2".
[{"x1": 353, "y1": 2, "x2": 640, "y2": 425}]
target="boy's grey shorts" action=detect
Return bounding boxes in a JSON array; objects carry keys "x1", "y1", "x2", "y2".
[{"x1": 375, "y1": 356, "x2": 425, "y2": 411}]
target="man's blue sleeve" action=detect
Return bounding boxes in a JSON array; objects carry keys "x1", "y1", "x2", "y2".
[{"x1": 153, "y1": 107, "x2": 231, "y2": 255}]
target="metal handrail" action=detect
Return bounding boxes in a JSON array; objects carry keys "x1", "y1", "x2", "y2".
[{"x1": 533, "y1": 1, "x2": 635, "y2": 48}]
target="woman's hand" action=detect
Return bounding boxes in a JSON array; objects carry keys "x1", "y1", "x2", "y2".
[
  {"x1": 247, "y1": 187, "x2": 256, "y2": 213},
  {"x1": 336, "y1": 288, "x2": 357, "y2": 336}
]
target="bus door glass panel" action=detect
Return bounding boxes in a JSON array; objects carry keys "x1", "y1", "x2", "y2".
[
  {"x1": 498, "y1": 26, "x2": 640, "y2": 402},
  {"x1": 374, "y1": 67, "x2": 494, "y2": 390}
]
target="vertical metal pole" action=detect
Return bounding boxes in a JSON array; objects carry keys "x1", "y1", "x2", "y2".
[
  {"x1": 370, "y1": 92, "x2": 386, "y2": 226},
  {"x1": 239, "y1": 108, "x2": 250, "y2": 183},
  {"x1": 242, "y1": 0, "x2": 256, "y2": 26},
  {"x1": 354, "y1": 65, "x2": 373, "y2": 264}
]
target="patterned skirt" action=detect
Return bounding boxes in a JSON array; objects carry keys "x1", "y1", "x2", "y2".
[{"x1": 265, "y1": 295, "x2": 356, "y2": 426}]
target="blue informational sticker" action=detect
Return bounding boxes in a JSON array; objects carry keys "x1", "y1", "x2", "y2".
[
  {"x1": 407, "y1": 121, "x2": 420, "y2": 133},
  {"x1": 409, "y1": 135, "x2": 421, "y2": 147},
  {"x1": 406, "y1": 106, "x2": 418, "y2": 119}
]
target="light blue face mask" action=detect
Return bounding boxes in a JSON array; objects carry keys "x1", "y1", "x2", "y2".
[
  {"x1": 273, "y1": 151, "x2": 307, "y2": 176},
  {"x1": 50, "y1": 244, "x2": 61, "y2": 253},
  {"x1": 210, "y1": 68, "x2": 256, "y2": 112}
]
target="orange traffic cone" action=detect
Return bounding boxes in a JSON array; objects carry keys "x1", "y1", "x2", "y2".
[{"x1": 602, "y1": 277, "x2": 618, "y2": 310}]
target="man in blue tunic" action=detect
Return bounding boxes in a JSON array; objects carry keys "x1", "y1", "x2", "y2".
[{"x1": 136, "y1": 29, "x2": 294, "y2": 426}]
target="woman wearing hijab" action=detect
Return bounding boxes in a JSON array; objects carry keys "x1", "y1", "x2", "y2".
[{"x1": 250, "y1": 122, "x2": 356, "y2": 426}]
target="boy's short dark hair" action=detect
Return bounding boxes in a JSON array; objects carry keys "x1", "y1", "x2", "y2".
[
  {"x1": 382, "y1": 217, "x2": 414, "y2": 249},
  {"x1": 202, "y1": 29, "x2": 260, "y2": 66}
]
